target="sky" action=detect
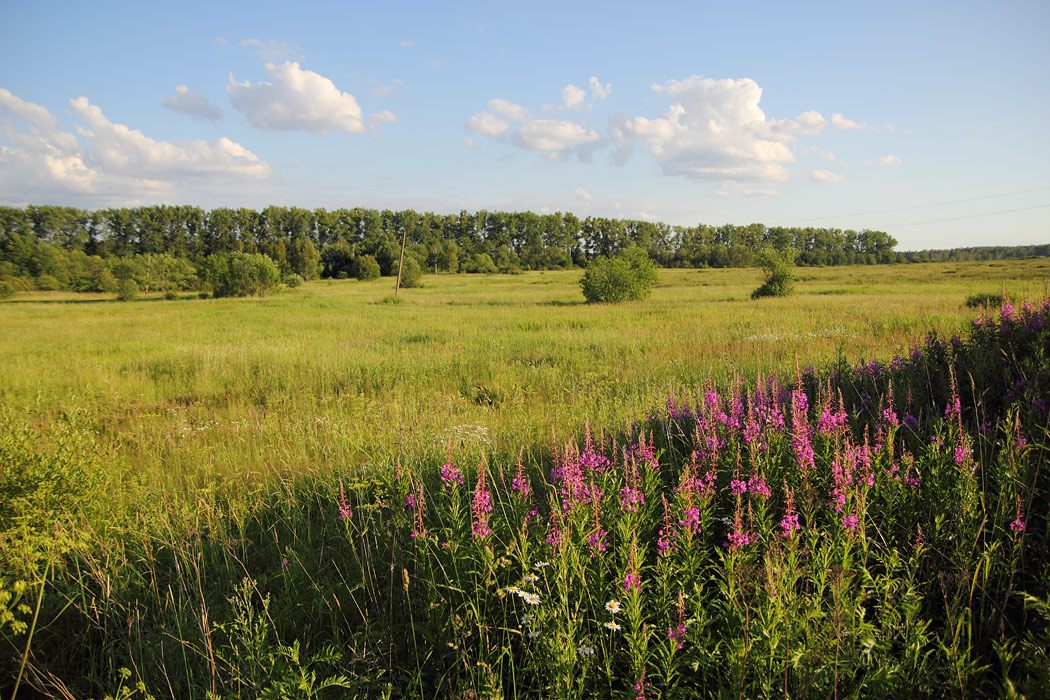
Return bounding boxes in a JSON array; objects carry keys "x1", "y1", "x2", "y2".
[{"x1": 1, "y1": 1, "x2": 1048, "y2": 251}]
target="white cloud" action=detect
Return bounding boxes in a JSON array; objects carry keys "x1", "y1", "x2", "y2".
[
  {"x1": 465, "y1": 111, "x2": 509, "y2": 137},
  {"x1": 163, "y1": 85, "x2": 222, "y2": 123},
  {"x1": 0, "y1": 89, "x2": 270, "y2": 204},
  {"x1": 228, "y1": 61, "x2": 392, "y2": 135},
  {"x1": 488, "y1": 98, "x2": 531, "y2": 122},
  {"x1": 832, "y1": 113, "x2": 865, "y2": 130},
  {"x1": 805, "y1": 147, "x2": 845, "y2": 166},
  {"x1": 400, "y1": 40, "x2": 413, "y2": 48},
  {"x1": 573, "y1": 186, "x2": 594, "y2": 201},
  {"x1": 561, "y1": 84, "x2": 587, "y2": 110},
  {"x1": 616, "y1": 76, "x2": 828, "y2": 184},
  {"x1": 589, "y1": 76, "x2": 611, "y2": 101},
  {"x1": 464, "y1": 137, "x2": 475, "y2": 148},
  {"x1": 468, "y1": 91, "x2": 601, "y2": 159},
  {"x1": 810, "y1": 169, "x2": 845, "y2": 184},
  {"x1": 514, "y1": 119, "x2": 599, "y2": 153},
  {"x1": 867, "y1": 154, "x2": 902, "y2": 167}
]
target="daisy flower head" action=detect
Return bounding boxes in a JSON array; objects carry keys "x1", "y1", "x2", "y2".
[
  {"x1": 504, "y1": 585, "x2": 520, "y2": 596},
  {"x1": 604, "y1": 621, "x2": 622, "y2": 632},
  {"x1": 524, "y1": 574, "x2": 539, "y2": 584},
  {"x1": 533, "y1": 561, "x2": 550, "y2": 568},
  {"x1": 605, "y1": 599, "x2": 623, "y2": 615},
  {"x1": 577, "y1": 643, "x2": 596, "y2": 656},
  {"x1": 520, "y1": 614, "x2": 535, "y2": 626},
  {"x1": 522, "y1": 592, "x2": 542, "y2": 605}
]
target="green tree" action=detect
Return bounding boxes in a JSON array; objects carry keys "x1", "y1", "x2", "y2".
[
  {"x1": 751, "y1": 247, "x2": 796, "y2": 299},
  {"x1": 398, "y1": 254, "x2": 423, "y2": 288},
  {"x1": 202, "y1": 252, "x2": 281, "y2": 297},
  {"x1": 580, "y1": 246, "x2": 658, "y2": 303},
  {"x1": 354, "y1": 255, "x2": 381, "y2": 281}
]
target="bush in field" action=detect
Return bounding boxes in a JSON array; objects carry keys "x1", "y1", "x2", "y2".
[
  {"x1": 464, "y1": 253, "x2": 498, "y2": 274},
  {"x1": 0, "y1": 280, "x2": 13, "y2": 299},
  {"x1": 283, "y1": 272, "x2": 303, "y2": 288},
  {"x1": 580, "y1": 246, "x2": 658, "y2": 303},
  {"x1": 354, "y1": 255, "x2": 381, "y2": 281},
  {"x1": 34, "y1": 274, "x2": 62, "y2": 291},
  {"x1": 202, "y1": 252, "x2": 281, "y2": 297},
  {"x1": 751, "y1": 247, "x2": 795, "y2": 299},
  {"x1": 397, "y1": 255, "x2": 423, "y2": 288},
  {"x1": 966, "y1": 292, "x2": 1003, "y2": 308},
  {"x1": 115, "y1": 278, "x2": 138, "y2": 301}
]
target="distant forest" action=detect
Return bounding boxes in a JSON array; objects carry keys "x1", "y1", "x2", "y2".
[{"x1": 1, "y1": 204, "x2": 1046, "y2": 293}]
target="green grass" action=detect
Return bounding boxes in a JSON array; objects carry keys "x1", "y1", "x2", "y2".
[{"x1": 1, "y1": 261, "x2": 1046, "y2": 498}]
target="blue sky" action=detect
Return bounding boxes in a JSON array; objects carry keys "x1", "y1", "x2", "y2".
[{"x1": 1, "y1": 0, "x2": 1047, "y2": 250}]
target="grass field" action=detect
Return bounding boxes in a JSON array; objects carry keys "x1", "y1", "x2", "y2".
[
  {"x1": 2, "y1": 260, "x2": 1046, "y2": 496},
  {"x1": 1, "y1": 259, "x2": 1049, "y2": 698}
]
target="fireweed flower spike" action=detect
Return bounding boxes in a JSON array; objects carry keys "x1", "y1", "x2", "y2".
[
  {"x1": 472, "y1": 463, "x2": 493, "y2": 539},
  {"x1": 337, "y1": 481, "x2": 352, "y2": 521}
]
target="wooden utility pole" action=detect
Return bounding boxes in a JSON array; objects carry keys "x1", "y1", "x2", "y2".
[{"x1": 394, "y1": 227, "x2": 408, "y2": 296}]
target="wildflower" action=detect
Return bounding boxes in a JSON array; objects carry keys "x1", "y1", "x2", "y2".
[
  {"x1": 623, "y1": 571, "x2": 641, "y2": 593},
  {"x1": 440, "y1": 462, "x2": 464, "y2": 488},
  {"x1": 533, "y1": 561, "x2": 550, "y2": 569},
  {"x1": 748, "y1": 474, "x2": 771, "y2": 499},
  {"x1": 726, "y1": 529, "x2": 751, "y2": 550},
  {"x1": 577, "y1": 644, "x2": 595, "y2": 657},
  {"x1": 522, "y1": 592, "x2": 541, "y2": 605},
  {"x1": 505, "y1": 586, "x2": 521, "y2": 596},
  {"x1": 605, "y1": 600, "x2": 623, "y2": 614},
  {"x1": 337, "y1": 482, "x2": 353, "y2": 521},
  {"x1": 604, "y1": 621, "x2": 622, "y2": 632},
  {"x1": 843, "y1": 512, "x2": 861, "y2": 533},
  {"x1": 780, "y1": 513, "x2": 800, "y2": 539},
  {"x1": 730, "y1": 479, "x2": 747, "y2": 496},
  {"x1": 1010, "y1": 497, "x2": 1026, "y2": 534},
  {"x1": 520, "y1": 614, "x2": 535, "y2": 626},
  {"x1": 280, "y1": 557, "x2": 290, "y2": 571},
  {"x1": 667, "y1": 622, "x2": 686, "y2": 650},
  {"x1": 588, "y1": 527, "x2": 608, "y2": 553},
  {"x1": 523, "y1": 573, "x2": 539, "y2": 584},
  {"x1": 472, "y1": 467, "x2": 493, "y2": 539},
  {"x1": 527, "y1": 630, "x2": 541, "y2": 640}
]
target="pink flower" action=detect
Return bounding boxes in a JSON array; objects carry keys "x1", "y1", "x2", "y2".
[
  {"x1": 623, "y1": 570, "x2": 641, "y2": 593},
  {"x1": 472, "y1": 469, "x2": 493, "y2": 539},
  {"x1": 440, "y1": 462, "x2": 464, "y2": 488},
  {"x1": 843, "y1": 513, "x2": 860, "y2": 532}
]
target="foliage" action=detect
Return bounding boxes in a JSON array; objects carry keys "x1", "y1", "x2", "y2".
[
  {"x1": 751, "y1": 247, "x2": 795, "y2": 299},
  {"x1": 282, "y1": 272, "x2": 303, "y2": 288},
  {"x1": 354, "y1": 254, "x2": 381, "y2": 281},
  {"x1": 115, "y1": 278, "x2": 138, "y2": 301},
  {"x1": 203, "y1": 252, "x2": 281, "y2": 297},
  {"x1": 464, "y1": 252, "x2": 498, "y2": 274},
  {"x1": 0, "y1": 280, "x2": 13, "y2": 299},
  {"x1": 966, "y1": 292, "x2": 1003, "y2": 308},
  {"x1": 398, "y1": 255, "x2": 423, "y2": 288},
  {"x1": 580, "y1": 246, "x2": 658, "y2": 303}
]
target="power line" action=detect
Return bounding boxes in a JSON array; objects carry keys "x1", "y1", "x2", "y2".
[
  {"x1": 767, "y1": 186, "x2": 1050, "y2": 225},
  {"x1": 889, "y1": 203, "x2": 1050, "y2": 228}
]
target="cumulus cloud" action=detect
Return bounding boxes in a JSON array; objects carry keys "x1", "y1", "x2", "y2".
[
  {"x1": 615, "y1": 76, "x2": 829, "y2": 184},
  {"x1": 867, "y1": 154, "x2": 902, "y2": 167},
  {"x1": 163, "y1": 85, "x2": 222, "y2": 123},
  {"x1": 228, "y1": 61, "x2": 393, "y2": 135},
  {"x1": 467, "y1": 92, "x2": 600, "y2": 159},
  {"x1": 810, "y1": 169, "x2": 845, "y2": 184},
  {"x1": 589, "y1": 76, "x2": 611, "y2": 101},
  {"x1": 573, "y1": 186, "x2": 594, "y2": 201},
  {"x1": 561, "y1": 84, "x2": 587, "y2": 110},
  {"x1": 832, "y1": 113, "x2": 865, "y2": 130},
  {"x1": 806, "y1": 147, "x2": 845, "y2": 166},
  {"x1": 0, "y1": 88, "x2": 269, "y2": 204}
]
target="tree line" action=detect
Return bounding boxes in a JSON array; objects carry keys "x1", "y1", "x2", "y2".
[{"x1": 0, "y1": 204, "x2": 1042, "y2": 293}]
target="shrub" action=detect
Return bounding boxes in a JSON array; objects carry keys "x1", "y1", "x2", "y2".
[
  {"x1": 35, "y1": 274, "x2": 62, "y2": 291},
  {"x1": 966, "y1": 292, "x2": 1003, "y2": 308},
  {"x1": 580, "y1": 247, "x2": 658, "y2": 303},
  {"x1": 354, "y1": 255, "x2": 381, "y2": 281},
  {"x1": 398, "y1": 255, "x2": 423, "y2": 288},
  {"x1": 202, "y1": 252, "x2": 281, "y2": 297},
  {"x1": 464, "y1": 253, "x2": 498, "y2": 274},
  {"x1": 115, "y1": 279, "x2": 138, "y2": 301},
  {"x1": 163, "y1": 289, "x2": 178, "y2": 300},
  {"x1": 751, "y1": 248, "x2": 795, "y2": 299},
  {"x1": 283, "y1": 272, "x2": 303, "y2": 288},
  {"x1": 0, "y1": 281, "x2": 13, "y2": 299}
]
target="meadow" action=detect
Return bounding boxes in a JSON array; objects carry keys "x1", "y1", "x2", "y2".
[{"x1": 1, "y1": 259, "x2": 1048, "y2": 698}]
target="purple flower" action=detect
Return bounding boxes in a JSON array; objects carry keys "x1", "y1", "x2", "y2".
[
  {"x1": 843, "y1": 513, "x2": 860, "y2": 532},
  {"x1": 730, "y1": 479, "x2": 748, "y2": 496},
  {"x1": 440, "y1": 462, "x2": 464, "y2": 488},
  {"x1": 338, "y1": 483, "x2": 353, "y2": 521},
  {"x1": 623, "y1": 570, "x2": 641, "y2": 593},
  {"x1": 472, "y1": 470, "x2": 493, "y2": 539},
  {"x1": 780, "y1": 513, "x2": 800, "y2": 538}
]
